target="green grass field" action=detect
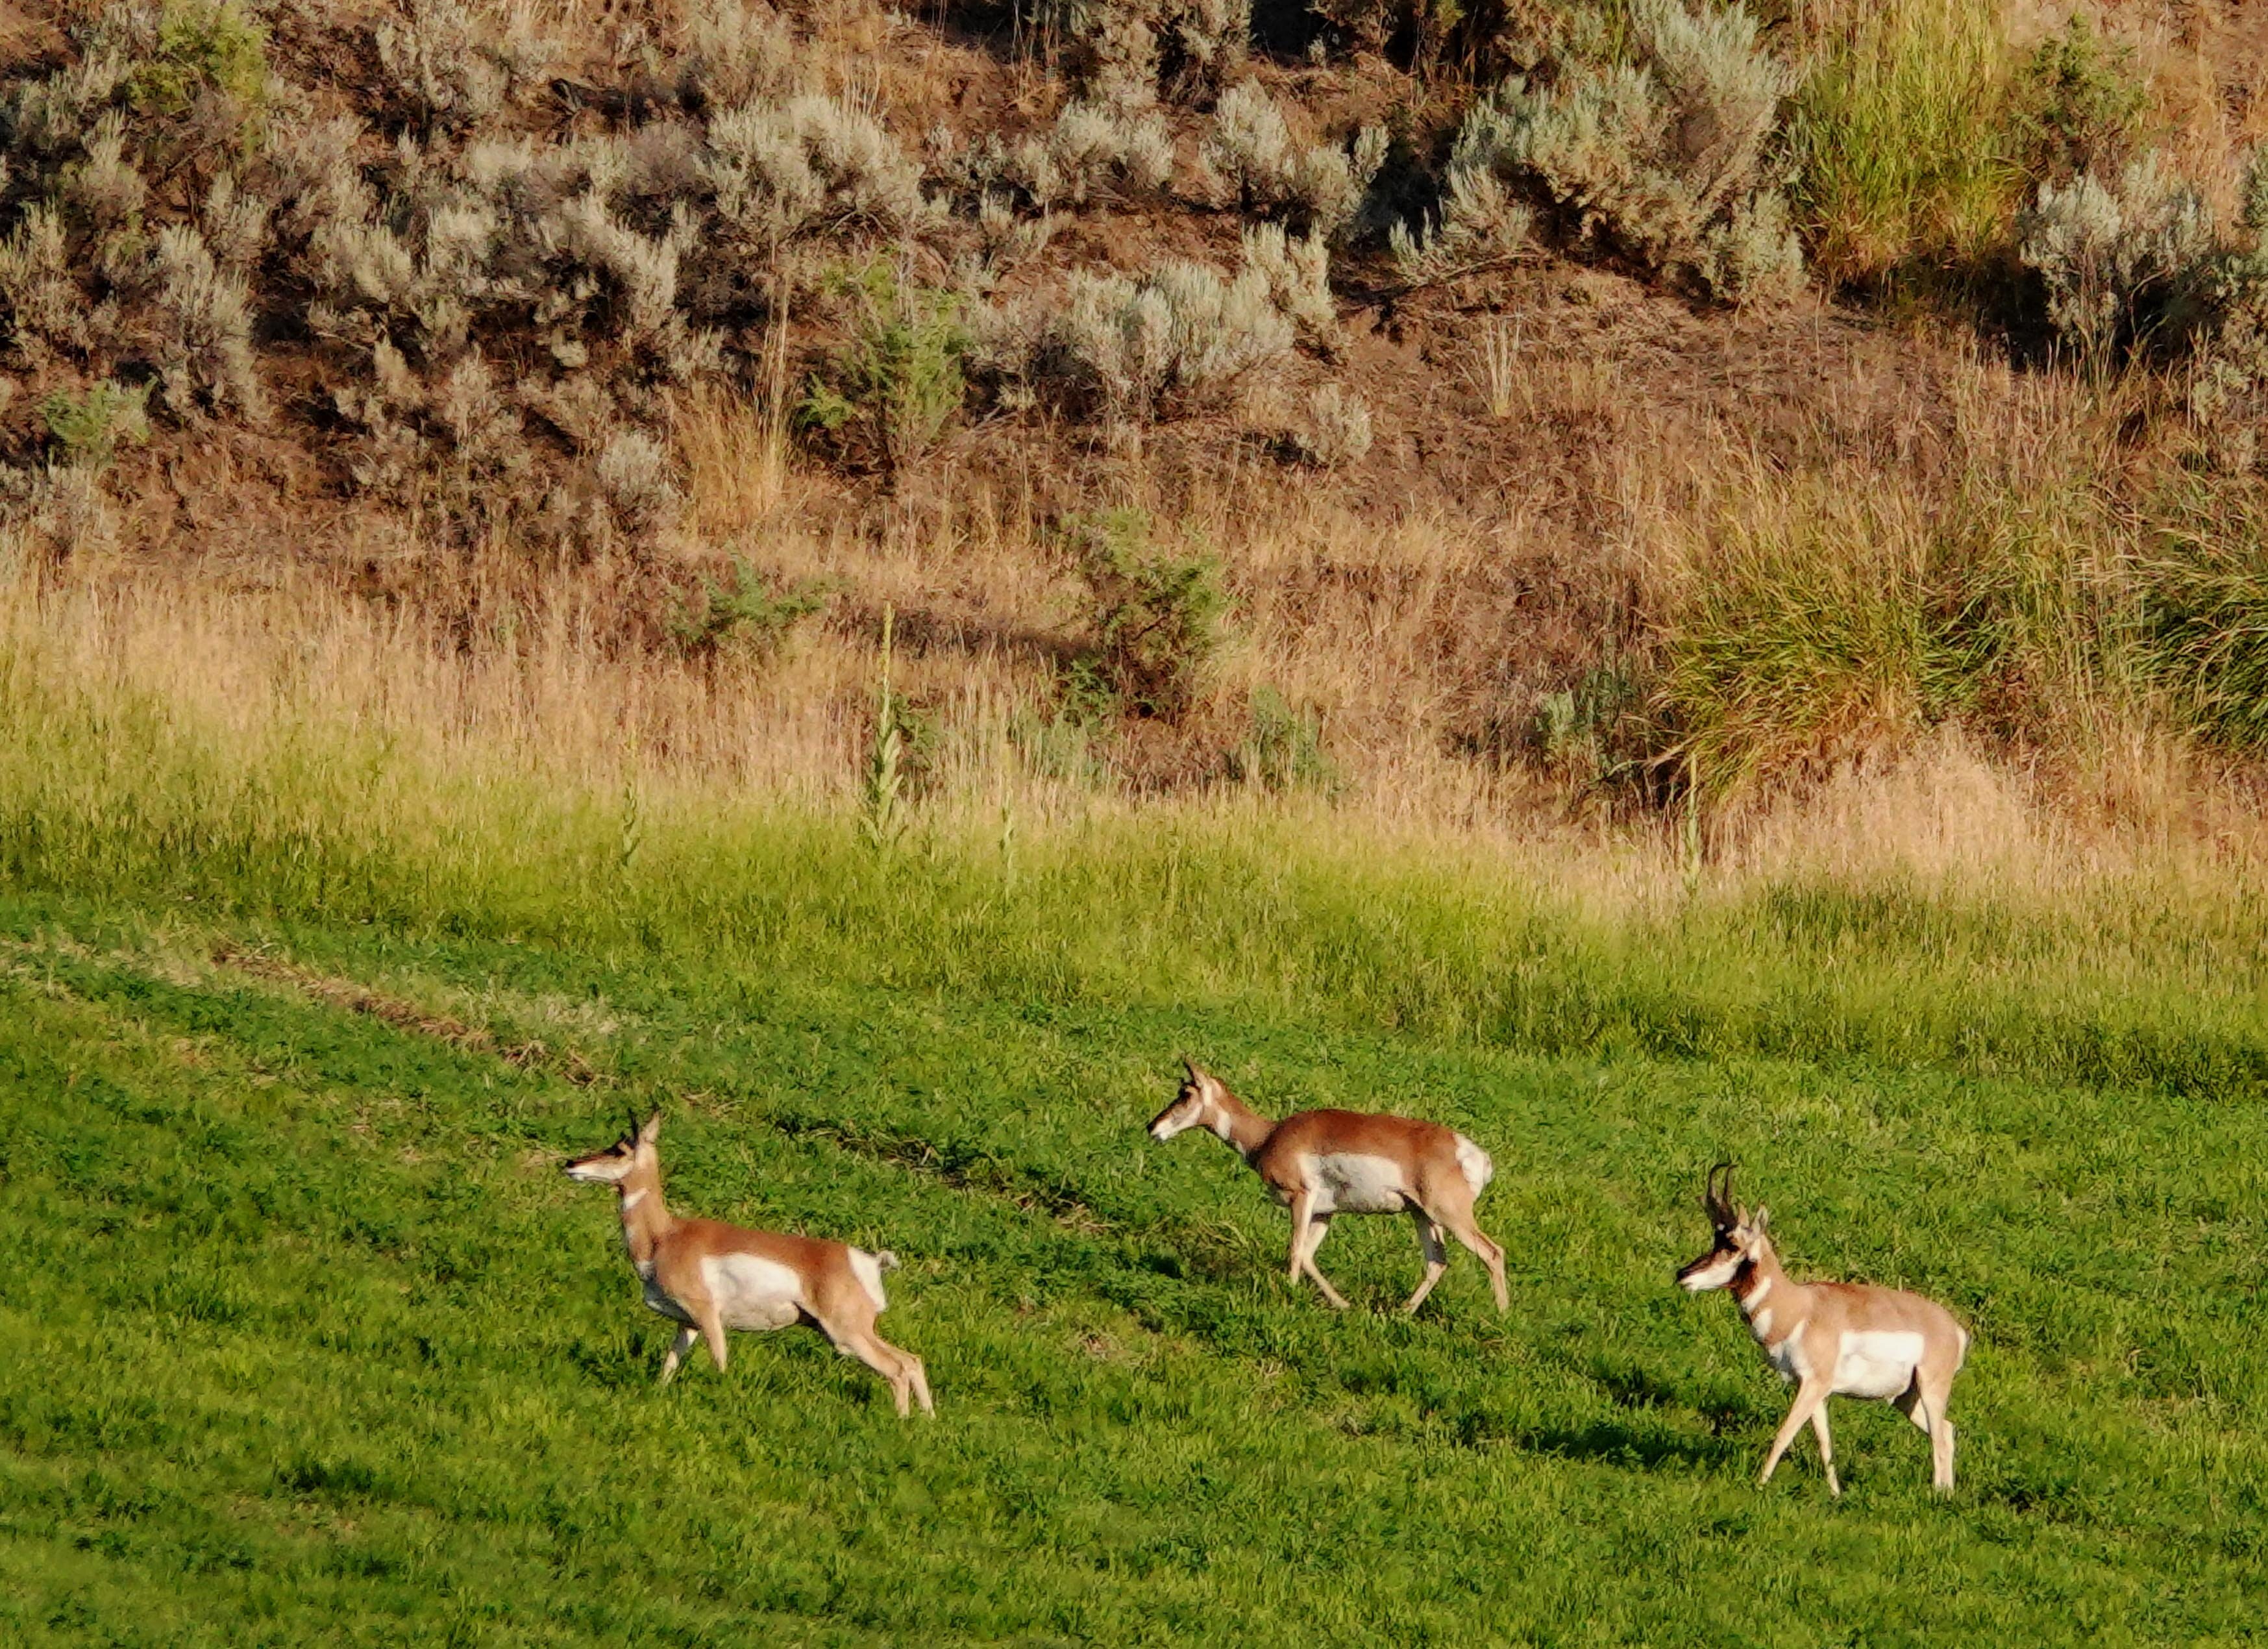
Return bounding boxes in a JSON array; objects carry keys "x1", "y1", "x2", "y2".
[
  {"x1": 3, "y1": 862, "x2": 2265, "y2": 1645},
  {"x1": 3, "y1": 628, "x2": 2267, "y2": 1643}
]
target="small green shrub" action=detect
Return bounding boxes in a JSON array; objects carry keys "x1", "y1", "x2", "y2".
[
  {"x1": 40, "y1": 380, "x2": 153, "y2": 467},
  {"x1": 1065, "y1": 508, "x2": 1227, "y2": 719},
  {"x1": 1011, "y1": 660, "x2": 1118, "y2": 785},
  {"x1": 2013, "y1": 14, "x2": 2147, "y2": 185},
  {"x1": 800, "y1": 266, "x2": 969, "y2": 472},
  {"x1": 1533, "y1": 651, "x2": 1647, "y2": 788},
  {"x1": 123, "y1": 0, "x2": 270, "y2": 123},
  {"x1": 669, "y1": 558, "x2": 833, "y2": 658}
]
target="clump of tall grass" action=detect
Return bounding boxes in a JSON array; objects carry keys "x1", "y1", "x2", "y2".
[
  {"x1": 2136, "y1": 484, "x2": 2268, "y2": 750},
  {"x1": 1786, "y1": 0, "x2": 2021, "y2": 292}
]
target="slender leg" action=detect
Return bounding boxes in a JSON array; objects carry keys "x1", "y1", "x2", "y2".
[
  {"x1": 1285, "y1": 1193, "x2": 1316, "y2": 1289},
  {"x1": 1441, "y1": 1209, "x2": 1509, "y2": 1312},
  {"x1": 658, "y1": 1324, "x2": 700, "y2": 1385},
  {"x1": 698, "y1": 1307, "x2": 731, "y2": 1373},
  {"x1": 1403, "y1": 1210, "x2": 1449, "y2": 1315},
  {"x1": 830, "y1": 1323, "x2": 920, "y2": 1417},
  {"x1": 1920, "y1": 1373, "x2": 1957, "y2": 1493},
  {"x1": 1901, "y1": 1380, "x2": 1956, "y2": 1492},
  {"x1": 902, "y1": 1349, "x2": 935, "y2": 1417},
  {"x1": 1300, "y1": 1210, "x2": 1350, "y2": 1309},
  {"x1": 1759, "y1": 1380, "x2": 1830, "y2": 1486},
  {"x1": 1808, "y1": 1402, "x2": 1841, "y2": 1497}
]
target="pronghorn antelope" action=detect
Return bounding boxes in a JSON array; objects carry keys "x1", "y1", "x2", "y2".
[
  {"x1": 1677, "y1": 1163, "x2": 1967, "y2": 1495},
  {"x1": 564, "y1": 1110, "x2": 933, "y2": 1417},
  {"x1": 1147, "y1": 1060, "x2": 1509, "y2": 1313}
]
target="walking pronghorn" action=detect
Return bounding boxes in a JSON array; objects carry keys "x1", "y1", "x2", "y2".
[
  {"x1": 1147, "y1": 1060, "x2": 1509, "y2": 1313},
  {"x1": 1677, "y1": 1163, "x2": 1967, "y2": 1494},
  {"x1": 565, "y1": 1110, "x2": 933, "y2": 1417}
]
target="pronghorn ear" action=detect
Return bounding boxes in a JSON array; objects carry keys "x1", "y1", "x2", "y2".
[
  {"x1": 639, "y1": 1109, "x2": 663, "y2": 1142},
  {"x1": 1752, "y1": 1204, "x2": 1769, "y2": 1232}
]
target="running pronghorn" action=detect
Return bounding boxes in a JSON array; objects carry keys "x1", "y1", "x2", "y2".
[
  {"x1": 1677, "y1": 1163, "x2": 1967, "y2": 1494},
  {"x1": 1147, "y1": 1059, "x2": 1509, "y2": 1313},
  {"x1": 564, "y1": 1110, "x2": 933, "y2": 1417}
]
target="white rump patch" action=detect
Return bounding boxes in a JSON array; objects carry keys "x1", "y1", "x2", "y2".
[
  {"x1": 1453, "y1": 1135, "x2": 1494, "y2": 1197},
  {"x1": 702, "y1": 1252, "x2": 806, "y2": 1333},
  {"x1": 1309, "y1": 1152, "x2": 1409, "y2": 1215},
  {"x1": 849, "y1": 1248, "x2": 889, "y2": 1313},
  {"x1": 1833, "y1": 1329, "x2": 1926, "y2": 1400}
]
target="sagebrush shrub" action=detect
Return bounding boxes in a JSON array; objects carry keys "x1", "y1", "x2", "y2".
[
  {"x1": 2017, "y1": 153, "x2": 2212, "y2": 366},
  {"x1": 702, "y1": 94, "x2": 928, "y2": 251},
  {"x1": 679, "y1": 0, "x2": 798, "y2": 110},
  {"x1": 595, "y1": 428, "x2": 681, "y2": 534},
  {"x1": 1035, "y1": 100, "x2": 1174, "y2": 205},
  {"x1": 1068, "y1": 0, "x2": 1250, "y2": 106},
  {"x1": 0, "y1": 204, "x2": 74, "y2": 356},
  {"x1": 1200, "y1": 81, "x2": 1383, "y2": 240},
  {"x1": 975, "y1": 229, "x2": 1327, "y2": 420},
  {"x1": 1416, "y1": 0, "x2": 1801, "y2": 302},
  {"x1": 375, "y1": 0, "x2": 510, "y2": 133},
  {"x1": 149, "y1": 222, "x2": 266, "y2": 416},
  {"x1": 1296, "y1": 382, "x2": 1372, "y2": 465},
  {"x1": 2187, "y1": 150, "x2": 2268, "y2": 470},
  {"x1": 952, "y1": 99, "x2": 1173, "y2": 210}
]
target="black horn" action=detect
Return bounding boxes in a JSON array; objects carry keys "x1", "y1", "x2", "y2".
[{"x1": 1704, "y1": 1160, "x2": 1737, "y2": 1229}]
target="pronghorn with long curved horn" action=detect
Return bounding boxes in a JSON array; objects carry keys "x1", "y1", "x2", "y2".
[
  {"x1": 1147, "y1": 1060, "x2": 1508, "y2": 1313},
  {"x1": 565, "y1": 1109, "x2": 933, "y2": 1416},
  {"x1": 1677, "y1": 1163, "x2": 1967, "y2": 1494}
]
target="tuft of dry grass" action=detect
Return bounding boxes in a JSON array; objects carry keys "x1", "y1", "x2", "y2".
[{"x1": 672, "y1": 379, "x2": 795, "y2": 548}]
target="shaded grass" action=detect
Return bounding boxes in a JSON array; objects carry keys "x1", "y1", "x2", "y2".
[{"x1": 0, "y1": 895, "x2": 2264, "y2": 1642}]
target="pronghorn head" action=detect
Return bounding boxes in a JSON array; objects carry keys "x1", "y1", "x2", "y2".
[
  {"x1": 1676, "y1": 1161, "x2": 1771, "y2": 1291},
  {"x1": 1148, "y1": 1058, "x2": 1224, "y2": 1141},
  {"x1": 564, "y1": 1108, "x2": 663, "y2": 1185}
]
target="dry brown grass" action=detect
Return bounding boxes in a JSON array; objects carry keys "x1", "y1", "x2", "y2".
[{"x1": 14, "y1": 303, "x2": 2265, "y2": 901}]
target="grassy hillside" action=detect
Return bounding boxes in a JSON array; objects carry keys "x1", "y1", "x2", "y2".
[
  {"x1": 3, "y1": 879, "x2": 2266, "y2": 1644},
  {"x1": 2, "y1": 642, "x2": 2267, "y2": 1641}
]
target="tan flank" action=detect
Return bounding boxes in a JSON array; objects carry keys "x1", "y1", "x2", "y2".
[
  {"x1": 1677, "y1": 1163, "x2": 1968, "y2": 1494},
  {"x1": 564, "y1": 1110, "x2": 933, "y2": 1417},
  {"x1": 1148, "y1": 1059, "x2": 1509, "y2": 1313}
]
